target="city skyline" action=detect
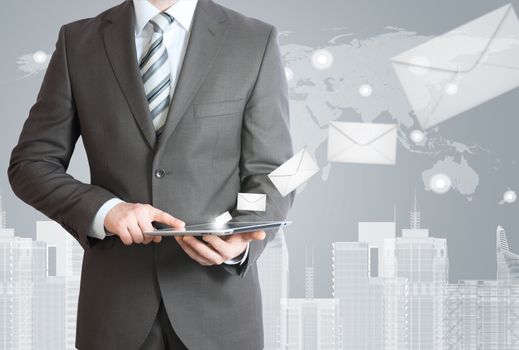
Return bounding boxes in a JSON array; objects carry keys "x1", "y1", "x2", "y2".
[
  {"x1": 1, "y1": 195, "x2": 518, "y2": 349},
  {"x1": 260, "y1": 194, "x2": 519, "y2": 349}
]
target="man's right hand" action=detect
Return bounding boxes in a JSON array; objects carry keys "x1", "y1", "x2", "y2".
[{"x1": 104, "y1": 203, "x2": 185, "y2": 245}]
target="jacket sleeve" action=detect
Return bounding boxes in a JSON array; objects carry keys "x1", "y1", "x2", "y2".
[
  {"x1": 221, "y1": 25, "x2": 296, "y2": 278},
  {"x1": 7, "y1": 24, "x2": 117, "y2": 251}
]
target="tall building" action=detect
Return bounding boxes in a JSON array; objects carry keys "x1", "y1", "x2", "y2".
[
  {"x1": 332, "y1": 241, "x2": 384, "y2": 350},
  {"x1": 445, "y1": 284, "x2": 464, "y2": 350},
  {"x1": 383, "y1": 277, "x2": 409, "y2": 350},
  {"x1": 35, "y1": 221, "x2": 83, "y2": 350},
  {"x1": 0, "y1": 194, "x2": 7, "y2": 229},
  {"x1": 446, "y1": 226, "x2": 519, "y2": 350},
  {"x1": 257, "y1": 230, "x2": 289, "y2": 350},
  {"x1": 496, "y1": 226, "x2": 519, "y2": 349},
  {"x1": 497, "y1": 225, "x2": 519, "y2": 282},
  {"x1": 333, "y1": 216, "x2": 402, "y2": 350},
  {"x1": 358, "y1": 221, "x2": 396, "y2": 278},
  {"x1": 305, "y1": 246, "x2": 314, "y2": 299},
  {"x1": 383, "y1": 196, "x2": 447, "y2": 350},
  {"x1": 332, "y1": 241, "x2": 369, "y2": 350},
  {"x1": 0, "y1": 191, "x2": 82, "y2": 350},
  {"x1": 282, "y1": 298, "x2": 340, "y2": 350},
  {"x1": 0, "y1": 229, "x2": 46, "y2": 350},
  {"x1": 33, "y1": 276, "x2": 67, "y2": 349},
  {"x1": 446, "y1": 280, "x2": 508, "y2": 350},
  {"x1": 283, "y1": 247, "x2": 340, "y2": 350},
  {"x1": 366, "y1": 278, "x2": 385, "y2": 350},
  {"x1": 510, "y1": 283, "x2": 519, "y2": 350}
]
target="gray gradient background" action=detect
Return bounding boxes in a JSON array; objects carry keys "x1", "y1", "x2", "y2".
[{"x1": 1, "y1": 0, "x2": 518, "y2": 299}]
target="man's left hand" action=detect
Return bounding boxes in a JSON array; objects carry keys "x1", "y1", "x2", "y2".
[{"x1": 175, "y1": 230, "x2": 266, "y2": 266}]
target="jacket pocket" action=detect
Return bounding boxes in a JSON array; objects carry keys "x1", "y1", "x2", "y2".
[{"x1": 193, "y1": 98, "x2": 244, "y2": 118}]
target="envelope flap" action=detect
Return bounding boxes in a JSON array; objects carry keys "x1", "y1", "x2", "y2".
[
  {"x1": 269, "y1": 149, "x2": 305, "y2": 177},
  {"x1": 392, "y1": 4, "x2": 513, "y2": 73},
  {"x1": 269, "y1": 149, "x2": 318, "y2": 177},
  {"x1": 331, "y1": 122, "x2": 397, "y2": 146}
]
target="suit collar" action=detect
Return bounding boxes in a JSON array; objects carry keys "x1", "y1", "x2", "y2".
[
  {"x1": 103, "y1": 0, "x2": 227, "y2": 27},
  {"x1": 133, "y1": 0, "x2": 199, "y2": 35},
  {"x1": 102, "y1": 0, "x2": 229, "y2": 151}
]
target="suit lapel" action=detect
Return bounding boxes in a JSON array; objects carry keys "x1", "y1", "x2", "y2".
[
  {"x1": 103, "y1": 0, "x2": 157, "y2": 149},
  {"x1": 102, "y1": 0, "x2": 229, "y2": 152},
  {"x1": 155, "y1": 0, "x2": 229, "y2": 153}
]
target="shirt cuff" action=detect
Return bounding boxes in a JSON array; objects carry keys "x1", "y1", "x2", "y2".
[
  {"x1": 223, "y1": 242, "x2": 250, "y2": 265},
  {"x1": 88, "y1": 198, "x2": 125, "y2": 239}
]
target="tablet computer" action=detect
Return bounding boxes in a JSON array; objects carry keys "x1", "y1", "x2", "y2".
[{"x1": 143, "y1": 221, "x2": 291, "y2": 236}]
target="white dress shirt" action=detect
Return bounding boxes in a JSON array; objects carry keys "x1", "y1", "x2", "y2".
[{"x1": 88, "y1": 0, "x2": 249, "y2": 265}]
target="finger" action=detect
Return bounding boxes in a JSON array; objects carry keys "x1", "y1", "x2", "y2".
[
  {"x1": 201, "y1": 235, "x2": 235, "y2": 260},
  {"x1": 136, "y1": 213, "x2": 162, "y2": 243},
  {"x1": 140, "y1": 231, "x2": 154, "y2": 244},
  {"x1": 127, "y1": 220, "x2": 144, "y2": 244},
  {"x1": 151, "y1": 209, "x2": 185, "y2": 228},
  {"x1": 178, "y1": 239, "x2": 210, "y2": 264},
  {"x1": 175, "y1": 236, "x2": 213, "y2": 265},
  {"x1": 182, "y1": 236, "x2": 225, "y2": 264},
  {"x1": 118, "y1": 226, "x2": 133, "y2": 246},
  {"x1": 137, "y1": 216, "x2": 155, "y2": 244}
]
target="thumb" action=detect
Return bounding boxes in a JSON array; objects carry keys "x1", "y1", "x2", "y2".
[{"x1": 243, "y1": 230, "x2": 266, "y2": 242}]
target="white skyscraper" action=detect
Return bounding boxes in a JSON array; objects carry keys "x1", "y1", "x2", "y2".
[
  {"x1": 446, "y1": 226, "x2": 519, "y2": 350},
  {"x1": 445, "y1": 226, "x2": 519, "y2": 350},
  {"x1": 358, "y1": 221, "x2": 396, "y2": 278},
  {"x1": 0, "y1": 194, "x2": 7, "y2": 229},
  {"x1": 446, "y1": 280, "x2": 509, "y2": 350},
  {"x1": 496, "y1": 226, "x2": 519, "y2": 349},
  {"x1": 33, "y1": 276, "x2": 67, "y2": 350},
  {"x1": 383, "y1": 277, "x2": 409, "y2": 350},
  {"x1": 497, "y1": 225, "x2": 519, "y2": 282},
  {"x1": 510, "y1": 283, "x2": 519, "y2": 350},
  {"x1": 305, "y1": 247, "x2": 315, "y2": 299},
  {"x1": 332, "y1": 241, "x2": 384, "y2": 350},
  {"x1": 35, "y1": 221, "x2": 83, "y2": 350},
  {"x1": 383, "y1": 197, "x2": 448, "y2": 350},
  {"x1": 282, "y1": 298, "x2": 340, "y2": 350},
  {"x1": 332, "y1": 241, "x2": 369, "y2": 349},
  {"x1": 445, "y1": 284, "x2": 464, "y2": 350},
  {"x1": 0, "y1": 229, "x2": 46, "y2": 350},
  {"x1": 257, "y1": 230, "x2": 289, "y2": 350},
  {"x1": 357, "y1": 209, "x2": 408, "y2": 349},
  {"x1": 282, "y1": 246, "x2": 341, "y2": 350}
]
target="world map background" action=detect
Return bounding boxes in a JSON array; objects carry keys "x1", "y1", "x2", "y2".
[
  {"x1": 277, "y1": 23, "x2": 518, "y2": 297},
  {"x1": 0, "y1": 0, "x2": 518, "y2": 299}
]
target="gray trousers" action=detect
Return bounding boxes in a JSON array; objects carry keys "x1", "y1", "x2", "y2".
[{"x1": 140, "y1": 299, "x2": 188, "y2": 350}]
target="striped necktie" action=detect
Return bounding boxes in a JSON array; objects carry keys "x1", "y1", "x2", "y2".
[{"x1": 140, "y1": 12, "x2": 175, "y2": 133}]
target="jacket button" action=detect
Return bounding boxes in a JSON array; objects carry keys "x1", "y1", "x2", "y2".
[{"x1": 154, "y1": 169, "x2": 166, "y2": 178}]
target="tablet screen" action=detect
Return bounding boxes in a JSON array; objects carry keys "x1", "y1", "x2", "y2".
[
  {"x1": 187, "y1": 221, "x2": 279, "y2": 230},
  {"x1": 146, "y1": 221, "x2": 290, "y2": 236}
]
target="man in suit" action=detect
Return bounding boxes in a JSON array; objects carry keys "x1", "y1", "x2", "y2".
[{"x1": 7, "y1": 0, "x2": 294, "y2": 349}]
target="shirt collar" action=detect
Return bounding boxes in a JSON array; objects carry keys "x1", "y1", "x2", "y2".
[{"x1": 133, "y1": 0, "x2": 198, "y2": 35}]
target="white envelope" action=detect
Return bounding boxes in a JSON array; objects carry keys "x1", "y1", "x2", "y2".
[
  {"x1": 237, "y1": 193, "x2": 267, "y2": 212},
  {"x1": 327, "y1": 121, "x2": 397, "y2": 165},
  {"x1": 268, "y1": 149, "x2": 320, "y2": 197},
  {"x1": 214, "y1": 211, "x2": 232, "y2": 224},
  {"x1": 392, "y1": 4, "x2": 519, "y2": 129}
]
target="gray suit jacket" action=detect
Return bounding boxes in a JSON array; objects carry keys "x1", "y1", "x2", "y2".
[{"x1": 7, "y1": 1, "x2": 294, "y2": 349}]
